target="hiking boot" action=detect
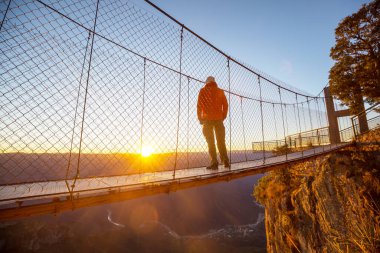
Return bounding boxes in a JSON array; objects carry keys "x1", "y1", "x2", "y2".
[
  {"x1": 224, "y1": 161, "x2": 230, "y2": 168},
  {"x1": 206, "y1": 164, "x2": 219, "y2": 170}
]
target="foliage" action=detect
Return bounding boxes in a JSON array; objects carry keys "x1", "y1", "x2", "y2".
[
  {"x1": 329, "y1": 0, "x2": 380, "y2": 113},
  {"x1": 253, "y1": 170, "x2": 288, "y2": 204},
  {"x1": 272, "y1": 144, "x2": 291, "y2": 155}
]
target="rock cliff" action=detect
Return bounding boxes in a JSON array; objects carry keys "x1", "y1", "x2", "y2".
[{"x1": 254, "y1": 130, "x2": 380, "y2": 252}]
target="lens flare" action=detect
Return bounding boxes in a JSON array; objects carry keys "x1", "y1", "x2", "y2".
[{"x1": 141, "y1": 146, "x2": 154, "y2": 157}]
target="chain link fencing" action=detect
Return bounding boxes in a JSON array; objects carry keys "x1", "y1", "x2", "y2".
[{"x1": 1, "y1": 0, "x2": 348, "y2": 201}]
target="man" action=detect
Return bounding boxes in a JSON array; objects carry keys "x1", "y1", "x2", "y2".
[{"x1": 197, "y1": 76, "x2": 230, "y2": 170}]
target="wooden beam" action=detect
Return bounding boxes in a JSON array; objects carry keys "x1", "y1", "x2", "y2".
[{"x1": 335, "y1": 109, "x2": 351, "y2": 118}]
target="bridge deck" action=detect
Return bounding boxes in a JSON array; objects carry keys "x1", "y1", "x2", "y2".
[{"x1": 0, "y1": 144, "x2": 348, "y2": 209}]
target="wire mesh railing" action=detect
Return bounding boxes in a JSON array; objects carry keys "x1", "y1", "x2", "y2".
[
  {"x1": 352, "y1": 104, "x2": 380, "y2": 138},
  {"x1": 252, "y1": 127, "x2": 330, "y2": 149},
  {"x1": 1, "y1": 0, "x2": 339, "y2": 200}
]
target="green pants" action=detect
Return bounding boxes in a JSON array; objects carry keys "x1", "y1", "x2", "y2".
[{"x1": 202, "y1": 120, "x2": 229, "y2": 165}]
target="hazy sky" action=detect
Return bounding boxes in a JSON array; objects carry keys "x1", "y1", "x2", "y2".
[
  {"x1": 0, "y1": 0, "x2": 363, "y2": 155},
  {"x1": 139, "y1": 0, "x2": 371, "y2": 96}
]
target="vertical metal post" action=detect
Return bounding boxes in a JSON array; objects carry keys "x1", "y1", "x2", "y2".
[
  {"x1": 173, "y1": 26, "x2": 184, "y2": 179},
  {"x1": 284, "y1": 104, "x2": 289, "y2": 143},
  {"x1": 72, "y1": 0, "x2": 101, "y2": 194},
  {"x1": 317, "y1": 129, "x2": 320, "y2": 146},
  {"x1": 292, "y1": 104, "x2": 298, "y2": 148},
  {"x1": 272, "y1": 103, "x2": 279, "y2": 145},
  {"x1": 139, "y1": 58, "x2": 147, "y2": 173},
  {"x1": 227, "y1": 58, "x2": 232, "y2": 169},
  {"x1": 295, "y1": 95, "x2": 303, "y2": 157},
  {"x1": 278, "y1": 88, "x2": 287, "y2": 161},
  {"x1": 351, "y1": 116, "x2": 357, "y2": 139},
  {"x1": 321, "y1": 97, "x2": 331, "y2": 150},
  {"x1": 258, "y1": 76, "x2": 265, "y2": 163},
  {"x1": 186, "y1": 77, "x2": 190, "y2": 169},
  {"x1": 240, "y1": 97, "x2": 248, "y2": 162},
  {"x1": 301, "y1": 101, "x2": 308, "y2": 151},
  {"x1": 316, "y1": 98, "x2": 324, "y2": 151},
  {"x1": 307, "y1": 98, "x2": 315, "y2": 154},
  {"x1": 65, "y1": 30, "x2": 92, "y2": 193},
  {"x1": 0, "y1": 0, "x2": 12, "y2": 32}
]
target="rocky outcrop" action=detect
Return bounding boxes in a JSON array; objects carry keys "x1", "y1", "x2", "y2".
[{"x1": 254, "y1": 131, "x2": 380, "y2": 252}]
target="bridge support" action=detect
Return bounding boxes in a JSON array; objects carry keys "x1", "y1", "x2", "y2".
[{"x1": 323, "y1": 87, "x2": 368, "y2": 144}]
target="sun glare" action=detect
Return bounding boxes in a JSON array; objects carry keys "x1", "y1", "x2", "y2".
[{"x1": 141, "y1": 146, "x2": 154, "y2": 157}]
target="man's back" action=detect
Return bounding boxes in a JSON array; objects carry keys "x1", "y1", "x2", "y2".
[
  {"x1": 197, "y1": 76, "x2": 230, "y2": 169},
  {"x1": 197, "y1": 81, "x2": 228, "y2": 121}
]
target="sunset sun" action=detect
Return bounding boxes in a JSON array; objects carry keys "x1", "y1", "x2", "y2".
[{"x1": 141, "y1": 146, "x2": 154, "y2": 157}]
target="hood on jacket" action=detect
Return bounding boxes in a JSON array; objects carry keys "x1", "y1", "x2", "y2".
[{"x1": 205, "y1": 81, "x2": 218, "y2": 89}]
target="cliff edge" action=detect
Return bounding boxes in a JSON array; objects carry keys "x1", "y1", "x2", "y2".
[{"x1": 254, "y1": 129, "x2": 380, "y2": 252}]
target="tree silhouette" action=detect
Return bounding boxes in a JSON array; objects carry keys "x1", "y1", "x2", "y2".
[{"x1": 329, "y1": 0, "x2": 380, "y2": 113}]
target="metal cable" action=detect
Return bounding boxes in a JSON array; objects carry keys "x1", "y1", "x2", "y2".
[
  {"x1": 33, "y1": 0, "x2": 318, "y2": 106},
  {"x1": 240, "y1": 97, "x2": 248, "y2": 162},
  {"x1": 296, "y1": 95, "x2": 304, "y2": 157},
  {"x1": 227, "y1": 58, "x2": 232, "y2": 168},
  {"x1": 315, "y1": 98, "x2": 324, "y2": 150},
  {"x1": 0, "y1": 0, "x2": 12, "y2": 32},
  {"x1": 2, "y1": 0, "x2": 367, "y2": 201},
  {"x1": 173, "y1": 26, "x2": 184, "y2": 178},
  {"x1": 258, "y1": 76, "x2": 265, "y2": 163},
  {"x1": 278, "y1": 88, "x2": 288, "y2": 161},
  {"x1": 140, "y1": 58, "x2": 147, "y2": 173},
  {"x1": 186, "y1": 77, "x2": 190, "y2": 169},
  {"x1": 273, "y1": 104, "x2": 279, "y2": 147},
  {"x1": 143, "y1": 0, "x2": 321, "y2": 99},
  {"x1": 307, "y1": 98, "x2": 315, "y2": 154},
  {"x1": 71, "y1": 0, "x2": 101, "y2": 192},
  {"x1": 65, "y1": 30, "x2": 92, "y2": 190}
]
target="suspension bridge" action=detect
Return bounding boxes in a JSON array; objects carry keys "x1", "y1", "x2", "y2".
[{"x1": 1, "y1": 0, "x2": 379, "y2": 220}]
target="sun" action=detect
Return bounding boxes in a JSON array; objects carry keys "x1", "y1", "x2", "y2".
[{"x1": 141, "y1": 146, "x2": 154, "y2": 157}]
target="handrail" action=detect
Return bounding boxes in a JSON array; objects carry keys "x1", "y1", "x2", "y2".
[{"x1": 351, "y1": 103, "x2": 380, "y2": 119}]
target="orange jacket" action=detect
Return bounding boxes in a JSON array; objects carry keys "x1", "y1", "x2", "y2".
[{"x1": 197, "y1": 81, "x2": 228, "y2": 121}]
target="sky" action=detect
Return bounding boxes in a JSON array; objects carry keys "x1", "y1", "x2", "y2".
[
  {"x1": 138, "y1": 0, "x2": 372, "y2": 96},
  {"x1": 1, "y1": 0, "x2": 368, "y2": 155}
]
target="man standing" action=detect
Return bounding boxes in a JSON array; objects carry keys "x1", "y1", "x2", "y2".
[{"x1": 197, "y1": 76, "x2": 230, "y2": 170}]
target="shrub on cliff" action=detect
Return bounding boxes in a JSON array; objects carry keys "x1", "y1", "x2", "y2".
[{"x1": 272, "y1": 144, "x2": 291, "y2": 156}]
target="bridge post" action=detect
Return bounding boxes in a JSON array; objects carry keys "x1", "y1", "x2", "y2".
[
  {"x1": 324, "y1": 86, "x2": 370, "y2": 143},
  {"x1": 324, "y1": 87, "x2": 342, "y2": 144}
]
